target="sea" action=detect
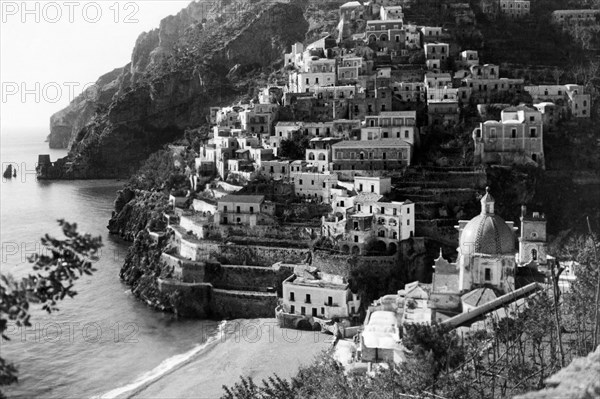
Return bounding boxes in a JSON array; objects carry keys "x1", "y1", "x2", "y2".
[{"x1": 0, "y1": 129, "x2": 222, "y2": 398}]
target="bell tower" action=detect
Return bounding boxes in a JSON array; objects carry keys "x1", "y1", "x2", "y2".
[{"x1": 518, "y1": 205, "x2": 547, "y2": 266}]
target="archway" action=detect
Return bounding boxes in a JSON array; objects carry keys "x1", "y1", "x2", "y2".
[
  {"x1": 372, "y1": 240, "x2": 387, "y2": 254},
  {"x1": 296, "y1": 319, "x2": 312, "y2": 330},
  {"x1": 312, "y1": 322, "x2": 322, "y2": 331},
  {"x1": 388, "y1": 242, "x2": 398, "y2": 255},
  {"x1": 352, "y1": 246, "x2": 360, "y2": 255},
  {"x1": 341, "y1": 244, "x2": 350, "y2": 254}
]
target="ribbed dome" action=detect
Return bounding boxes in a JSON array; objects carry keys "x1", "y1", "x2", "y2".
[
  {"x1": 460, "y1": 213, "x2": 515, "y2": 255},
  {"x1": 459, "y1": 187, "x2": 515, "y2": 256}
]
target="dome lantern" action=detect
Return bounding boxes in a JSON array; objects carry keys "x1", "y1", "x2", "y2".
[{"x1": 480, "y1": 186, "x2": 495, "y2": 215}]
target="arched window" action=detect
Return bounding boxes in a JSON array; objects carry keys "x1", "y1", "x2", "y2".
[
  {"x1": 318, "y1": 153, "x2": 326, "y2": 161},
  {"x1": 308, "y1": 152, "x2": 315, "y2": 160}
]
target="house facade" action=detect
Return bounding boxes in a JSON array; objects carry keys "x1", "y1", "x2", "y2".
[
  {"x1": 473, "y1": 105, "x2": 545, "y2": 168},
  {"x1": 281, "y1": 271, "x2": 361, "y2": 319},
  {"x1": 215, "y1": 195, "x2": 268, "y2": 227}
]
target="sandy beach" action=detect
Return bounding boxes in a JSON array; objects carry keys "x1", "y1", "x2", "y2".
[{"x1": 124, "y1": 319, "x2": 332, "y2": 399}]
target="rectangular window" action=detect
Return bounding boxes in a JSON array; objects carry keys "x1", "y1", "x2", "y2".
[
  {"x1": 236, "y1": 206, "x2": 240, "y2": 213},
  {"x1": 249, "y1": 207, "x2": 254, "y2": 214},
  {"x1": 301, "y1": 306, "x2": 306, "y2": 315},
  {"x1": 224, "y1": 206, "x2": 228, "y2": 212},
  {"x1": 290, "y1": 292, "x2": 295, "y2": 301},
  {"x1": 305, "y1": 294, "x2": 311, "y2": 304},
  {"x1": 530, "y1": 128, "x2": 537, "y2": 138},
  {"x1": 484, "y1": 268, "x2": 491, "y2": 281},
  {"x1": 290, "y1": 305, "x2": 295, "y2": 314},
  {"x1": 312, "y1": 308, "x2": 317, "y2": 317},
  {"x1": 511, "y1": 128, "x2": 517, "y2": 138},
  {"x1": 328, "y1": 296, "x2": 333, "y2": 306}
]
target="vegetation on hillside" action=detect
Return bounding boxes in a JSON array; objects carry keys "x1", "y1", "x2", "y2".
[{"x1": 223, "y1": 235, "x2": 600, "y2": 398}]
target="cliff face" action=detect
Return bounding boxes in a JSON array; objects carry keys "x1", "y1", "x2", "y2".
[
  {"x1": 44, "y1": 0, "x2": 309, "y2": 178},
  {"x1": 48, "y1": 67, "x2": 124, "y2": 149}
]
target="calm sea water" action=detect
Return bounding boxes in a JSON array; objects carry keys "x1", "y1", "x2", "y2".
[{"x1": 0, "y1": 129, "x2": 219, "y2": 398}]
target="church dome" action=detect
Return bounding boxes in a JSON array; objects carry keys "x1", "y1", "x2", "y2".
[{"x1": 459, "y1": 188, "x2": 515, "y2": 256}]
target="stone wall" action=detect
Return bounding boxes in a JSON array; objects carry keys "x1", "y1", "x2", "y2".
[
  {"x1": 211, "y1": 289, "x2": 279, "y2": 319},
  {"x1": 211, "y1": 265, "x2": 278, "y2": 291},
  {"x1": 210, "y1": 264, "x2": 295, "y2": 296},
  {"x1": 161, "y1": 253, "x2": 183, "y2": 280},
  {"x1": 211, "y1": 223, "x2": 317, "y2": 242},
  {"x1": 180, "y1": 215, "x2": 209, "y2": 239},
  {"x1": 215, "y1": 243, "x2": 310, "y2": 266},
  {"x1": 311, "y1": 250, "x2": 398, "y2": 278},
  {"x1": 157, "y1": 278, "x2": 213, "y2": 318}
]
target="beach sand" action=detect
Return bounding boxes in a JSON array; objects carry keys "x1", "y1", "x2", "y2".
[{"x1": 128, "y1": 318, "x2": 332, "y2": 399}]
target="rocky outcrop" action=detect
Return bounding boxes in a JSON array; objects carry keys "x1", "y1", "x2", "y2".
[
  {"x1": 44, "y1": 0, "x2": 309, "y2": 178},
  {"x1": 515, "y1": 345, "x2": 600, "y2": 399},
  {"x1": 48, "y1": 67, "x2": 124, "y2": 149},
  {"x1": 108, "y1": 189, "x2": 169, "y2": 240}
]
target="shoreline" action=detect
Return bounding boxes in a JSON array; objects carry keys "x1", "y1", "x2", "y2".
[{"x1": 102, "y1": 319, "x2": 332, "y2": 399}]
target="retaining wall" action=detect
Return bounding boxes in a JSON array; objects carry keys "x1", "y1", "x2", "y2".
[
  {"x1": 211, "y1": 289, "x2": 279, "y2": 319},
  {"x1": 157, "y1": 278, "x2": 213, "y2": 318},
  {"x1": 312, "y1": 250, "x2": 398, "y2": 278}
]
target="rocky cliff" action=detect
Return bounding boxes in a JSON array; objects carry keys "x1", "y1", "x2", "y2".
[
  {"x1": 43, "y1": 0, "x2": 310, "y2": 178},
  {"x1": 48, "y1": 67, "x2": 124, "y2": 149}
]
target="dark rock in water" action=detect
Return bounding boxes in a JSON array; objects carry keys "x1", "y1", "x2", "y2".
[{"x1": 3, "y1": 164, "x2": 13, "y2": 179}]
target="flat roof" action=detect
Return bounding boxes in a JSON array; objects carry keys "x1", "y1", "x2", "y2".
[
  {"x1": 219, "y1": 194, "x2": 265, "y2": 204},
  {"x1": 332, "y1": 139, "x2": 411, "y2": 148}
]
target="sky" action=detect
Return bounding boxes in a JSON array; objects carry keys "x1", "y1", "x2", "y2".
[{"x1": 0, "y1": 0, "x2": 193, "y2": 132}]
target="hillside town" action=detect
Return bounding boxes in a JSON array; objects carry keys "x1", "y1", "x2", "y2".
[{"x1": 134, "y1": 0, "x2": 596, "y2": 373}]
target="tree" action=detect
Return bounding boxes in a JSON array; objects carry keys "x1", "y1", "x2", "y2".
[
  {"x1": 0, "y1": 220, "x2": 102, "y2": 397},
  {"x1": 279, "y1": 136, "x2": 309, "y2": 160}
]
